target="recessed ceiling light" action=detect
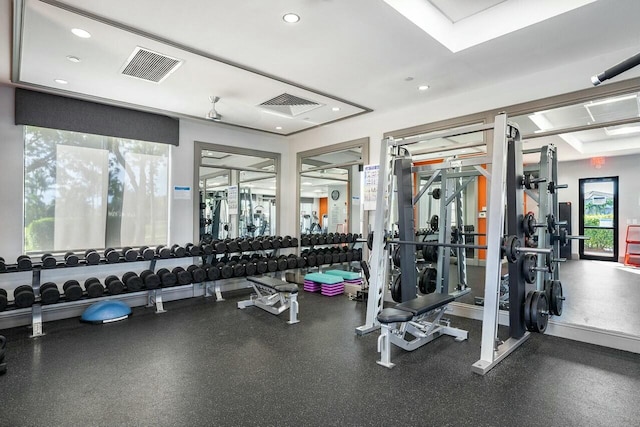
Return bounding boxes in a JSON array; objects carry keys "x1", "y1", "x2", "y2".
[
  {"x1": 283, "y1": 13, "x2": 300, "y2": 23},
  {"x1": 66, "y1": 55, "x2": 81, "y2": 63},
  {"x1": 275, "y1": 126, "x2": 283, "y2": 130},
  {"x1": 418, "y1": 85, "x2": 430, "y2": 91},
  {"x1": 332, "y1": 107, "x2": 341, "y2": 112},
  {"x1": 54, "y1": 79, "x2": 68, "y2": 85},
  {"x1": 405, "y1": 77, "x2": 414, "y2": 81},
  {"x1": 71, "y1": 28, "x2": 91, "y2": 38}
]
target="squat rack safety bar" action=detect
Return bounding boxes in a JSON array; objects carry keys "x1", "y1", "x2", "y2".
[{"x1": 383, "y1": 238, "x2": 553, "y2": 255}]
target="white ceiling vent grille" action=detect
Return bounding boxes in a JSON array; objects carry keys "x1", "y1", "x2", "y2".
[
  {"x1": 121, "y1": 47, "x2": 183, "y2": 83},
  {"x1": 259, "y1": 93, "x2": 323, "y2": 116}
]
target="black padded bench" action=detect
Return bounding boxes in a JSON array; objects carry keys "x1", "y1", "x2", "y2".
[
  {"x1": 237, "y1": 276, "x2": 299, "y2": 324},
  {"x1": 376, "y1": 293, "x2": 467, "y2": 368}
]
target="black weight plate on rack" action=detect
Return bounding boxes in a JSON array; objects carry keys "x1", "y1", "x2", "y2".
[
  {"x1": 549, "y1": 280, "x2": 563, "y2": 316},
  {"x1": 531, "y1": 291, "x2": 549, "y2": 333},
  {"x1": 391, "y1": 275, "x2": 401, "y2": 303},
  {"x1": 521, "y1": 254, "x2": 537, "y2": 284}
]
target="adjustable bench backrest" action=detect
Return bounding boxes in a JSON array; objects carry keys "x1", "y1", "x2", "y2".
[{"x1": 396, "y1": 293, "x2": 455, "y2": 316}]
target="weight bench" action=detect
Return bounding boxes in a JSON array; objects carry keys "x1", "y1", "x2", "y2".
[
  {"x1": 376, "y1": 293, "x2": 468, "y2": 368},
  {"x1": 237, "y1": 276, "x2": 300, "y2": 324}
]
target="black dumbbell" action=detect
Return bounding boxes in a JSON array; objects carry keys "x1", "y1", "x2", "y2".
[
  {"x1": 346, "y1": 250, "x2": 354, "y2": 262},
  {"x1": 281, "y1": 236, "x2": 291, "y2": 248},
  {"x1": 64, "y1": 252, "x2": 79, "y2": 267},
  {"x1": 63, "y1": 280, "x2": 83, "y2": 301},
  {"x1": 104, "y1": 275, "x2": 125, "y2": 295},
  {"x1": 122, "y1": 272, "x2": 144, "y2": 292},
  {"x1": 140, "y1": 270, "x2": 161, "y2": 289},
  {"x1": 250, "y1": 239, "x2": 262, "y2": 251},
  {"x1": 17, "y1": 255, "x2": 32, "y2": 271},
  {"x1": 41, "y1": 253, "x2": 57, "y2": 269},
  {"x1": 227, "y1": 240, "x2": 240, "y2": 253},
  {"x1": 318, "y1": 234, "x2": 327, "y2": 245},
  {"x1": 306, "y1": 253, "x2": 317, "y2": 267},
  {"x1": 185, "y1": 243, "x2": 202, "y2": 256},
  {"x1": 266, "y1": 258, "x2": 278, "y2": 272},
  {"x1": 84, "y1": 278, "x2": 104, "y2": 298},
  {"x1": 214, "y1": 241, "x2": 227, "y2": 254},
  {"x1": 156, "y1": 245, "x2": 171, "y2": 259},
  {"x1": 84, "y1": 249, "x2": 101, "y2": 265},
  {"x1": 0, "y1": 289, "x2": 7, "y2": 311},
  {"x1": 156, "y1": 268, "x2": 178, "y2": 287},
  {"x1": 39, "y1": 282, "x2": 60, "y2": 305},
  {"x1": 296, "y1": 256, "x2": 306, "y2": 268},
  {"x1": 202, "y1": 264, "x2": 219, "y2": 281},
  {"x1": 104, "y1": 248, "x2": 120, "y2": 264},
  {"x1": 171, "y1": 244, "x2": 187, "y2": 257},
  {"x1": 301, "y1": 235, "x2": 311, "y2": 246},
  {"x1": 287, "y1": 255, "x2": 297, "y2": 269},
  {"x1": 122, "y1": 247, "x2": 139, "y2": 262},
  {"x1": 201, "y1": 244, "x2": 213, "y2": 255},
  {"x1": 238, "y1": 239, "x2": 251, "y2": 252},
  {"x1": 14, "y1": 285, "x2": 35, "y2": 308},
  {"x1": 276, "y1": 256, "x2": 287, "y2": 271},
  {"x1": 187, "y1": 265, "x2": 207, "y2": 283},
  {"x1": 291, "y1": 237, "x2": 299, "y2": 247},
  {"x1": 232, "y1": 262, "x2": 246, "y2": 277},
  {"x1": 216, "y1": 262, "x2": 233, "y2": 279},
  {"x1": 0, "y1": 257, "x2": 5, "y2": 273},
  {"x1": 272, "y1": 237, "x2": 282, "y2": 250},
  {"x1": 172, "y1": 267, "x2": 192, "y2": 285},
  {"x1": 139, "y1": 246, "x2": 155, "y2": 261},
  {"x1": 245, "y1": 261, "x2": 257, "y2": 276},
  {"x1": 256, "y1": 258, "x2": 268, "y2": 274},
  {"x1": 261, "y1": 238, "x2": 273, "y2": 250}
]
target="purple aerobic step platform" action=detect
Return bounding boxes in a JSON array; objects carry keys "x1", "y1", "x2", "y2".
[{"x1": 321, "y1": 287, "x2": 344, "y2": 296}]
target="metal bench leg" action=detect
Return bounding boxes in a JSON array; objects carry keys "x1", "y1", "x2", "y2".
[
  {"x1": 288, "y1": 294, "x2": 300, "y2": 325},
  {"x1": 377, "y1": 323, "x2": 395, "y2": 368}
]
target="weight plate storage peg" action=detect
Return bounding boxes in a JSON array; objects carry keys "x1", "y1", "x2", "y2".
[
  {"x1": 14, "y1": 285, "x2": 35, "y2": 308},
  {"x1": 40, "y1": 282, "x2": 60, "y2": 305},
  {"x1": 104, "y1": 276, "x2": 125, "y2": 295},
  {"x1": 524, "y1": 290, "x2": 549, "y2": 333},
  {"x1": 63, "y1": 280, "x2": 83, "y2": 301}
]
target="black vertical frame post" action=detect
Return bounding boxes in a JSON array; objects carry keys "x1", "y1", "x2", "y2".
[
  {"x1": 395, "y1": 157, "x2": 418, "y2": 302},
  {"x1": 578, "y1": 176, "x2": 619, "y2": 261},
  {"x1": 506, "y1": 128, "x2": 526, "y2": 338}
]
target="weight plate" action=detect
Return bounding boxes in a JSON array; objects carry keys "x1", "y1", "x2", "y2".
[
  {"x1": 524, "y1": 290, "x2": 535, "y2": 332},
  {"x1": 549, "y1": 280, "x2": 563, "y2": 316},
  {"x1": 531, "y1": 291, "x2": 549, "y2": 333},
  {"x1": 392, "y1": 247, "x2": 401, "y2": 268},
  {"x1": 391, "y1": 274, "x2": 401, "y2": 303},
  {"x1": 521, "y1": 254, "x2": 537, "y2": 284},
  {"x1": 430, "y1": 215, "x2": 439, "y2": 232}
]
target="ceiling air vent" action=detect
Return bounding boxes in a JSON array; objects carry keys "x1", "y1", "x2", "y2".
[
  {"x1": 259, "y1": 93, "x2": 323, "y2": 116},
  {"x1": 121, "y1": 47, "x2": 183, "y2": 83}
]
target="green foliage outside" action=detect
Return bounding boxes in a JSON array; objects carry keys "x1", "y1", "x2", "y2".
[
  {"x1": 25, "y1": 217, "x2": 54, "y2": 252},
  {"x1": 583, "y1": 214, "x2": 614, "y2": 251}
]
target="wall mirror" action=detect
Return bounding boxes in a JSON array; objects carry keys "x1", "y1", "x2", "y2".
[
  {"x1": 297, "y1": 138, "x2": 369, "y2": 237},
  {"x1": 195, "y1": 143, "x2": 279, "y2": 243}
]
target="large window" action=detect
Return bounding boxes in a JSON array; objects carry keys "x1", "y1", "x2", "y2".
[{"x1": 24, "y1": 126, "x2": 169, "y2": 252}]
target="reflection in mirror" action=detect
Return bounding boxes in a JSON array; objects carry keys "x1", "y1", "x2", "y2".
[
  {"x1": 299, "y1": 146, "x2": 364, "y2": 236},
  {"x1": 197, "y1": 145, "x2": 278, "y2": 243}
]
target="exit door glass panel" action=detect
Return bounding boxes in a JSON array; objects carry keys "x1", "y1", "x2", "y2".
[{"x1": 579, "y1": 177, "x2": 618, "y2": 261}]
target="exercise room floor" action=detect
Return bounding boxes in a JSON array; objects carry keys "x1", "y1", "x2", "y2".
[
  {"x1": 1, "y1": 289, "x2": 639, "y2": 426},
  {"x1": 453, "y1": 259, "x2": 640, "y2": 336}
]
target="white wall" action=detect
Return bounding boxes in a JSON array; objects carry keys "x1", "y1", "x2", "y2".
[
  {"x1": 0, "y1": 84, "x2": 291, "y2": 261},
  {"x1": 558, "y1": 154, "x2": 640, "y2": 261}
]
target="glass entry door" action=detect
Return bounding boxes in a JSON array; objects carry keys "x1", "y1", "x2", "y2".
[{"x1": 579, "y1": 177, "x2": 618, "y2": 261}]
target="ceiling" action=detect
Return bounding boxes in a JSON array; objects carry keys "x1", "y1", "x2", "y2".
[{"x1": 3, "y1": 0, "x2": 640, "y2": 138}]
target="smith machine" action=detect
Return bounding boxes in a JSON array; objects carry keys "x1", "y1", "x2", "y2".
[{"x1": 357, "y1": 113, "x2": 565, "y2": 374}]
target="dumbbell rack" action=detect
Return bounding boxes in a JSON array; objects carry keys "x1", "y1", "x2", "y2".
[{"x1": 299, "y1": 234, "x2": 363, "y2": 274}]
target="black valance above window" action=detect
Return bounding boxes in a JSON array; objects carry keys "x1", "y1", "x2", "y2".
[{"x1": 15, "y1": 88, "x2": 179, "y2": 145}]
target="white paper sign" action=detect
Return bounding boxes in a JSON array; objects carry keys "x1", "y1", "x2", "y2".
[
  {"x1": 363, "y1": 164, "x2": 379, "y2": 211},
  {"x1": 227, "y1": 185, "x2": 238, "y2": 211},
  {"x1": 173, "y1": 186, "x2": 191, "y2": 200}
]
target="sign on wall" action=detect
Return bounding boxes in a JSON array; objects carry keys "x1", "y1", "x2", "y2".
[{"x1": 363, "y1": 164, "x2": 379, "y2": 211}]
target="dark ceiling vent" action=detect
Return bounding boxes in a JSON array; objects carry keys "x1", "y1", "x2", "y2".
[
  {"x1": 121, "y1": 47, "x2": 183, "y2": 83},
  {"x1": 259, "y1": 93, "x2": 323, "y2": 116}
]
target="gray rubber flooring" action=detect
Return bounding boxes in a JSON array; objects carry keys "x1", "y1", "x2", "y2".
[{"x1": 1, "y1": 288, "x2": 639, "y2": 426}]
